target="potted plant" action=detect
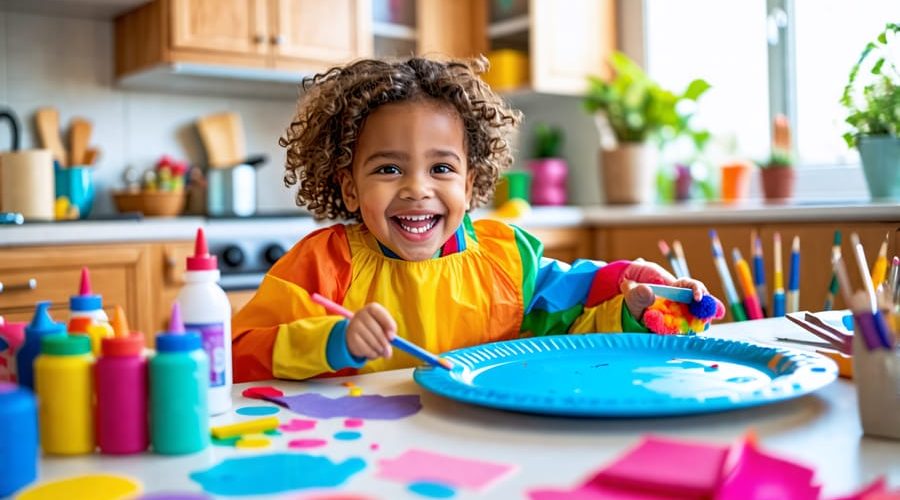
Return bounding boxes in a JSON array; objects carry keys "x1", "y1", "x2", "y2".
[
  {"x1": 760, "y1": 114, "x2": 796, "y2": 200},
  {"x1": 527, "y1": 123, "x2": 567, "y2": 206},
  {"x1": 584, "y1": 51, "x2": 710, "y2": 204},
  {"x1": 840, "y1": 23, "x2": 899, "y2": 200}
]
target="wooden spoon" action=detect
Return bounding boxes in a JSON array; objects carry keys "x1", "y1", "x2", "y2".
[{"x1": 34, "y1": 107, "x2": 68, "y2": 166}]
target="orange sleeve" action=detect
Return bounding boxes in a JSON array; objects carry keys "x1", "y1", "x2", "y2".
[{"x1": 231, "y1": 224, "x2": 353, "y2": 382}]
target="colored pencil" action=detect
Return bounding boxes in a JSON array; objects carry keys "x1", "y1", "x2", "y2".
[
  {"x1": 772, "y1": 232, "x2": 785, "y2": 317},
  {"x1": 831, "y1": 246, "x2": 854, "y2": 307},
  {"x1": 672, "y1": 240, "x2": 691, "y2": 278},
  {"x1": 709, "y1": 230, "x2": 747, "y2": 321},
  {"x1": 751, "y1": 231, "x2": 768, "y2": 317},
  {"x1": 890, "y1": 256, "x2": 900, "y2": 306},
  {"x1": 823, "y1": 230, "x2": 841, "y2": 311},
  {"x1": 310, "y1": 293, "x2": 452, "y2": 370},
  {"x1": 658, "y1": 240, "x2": 683, "y2": 277},
  {"x1": 733, "y1": 248, "x2": 764, "y2": 319},
  {"x1": 786, "y1": 236, "x2": 800, "y2": 314},
  {"x1": 870, "y1": 232, "x2": 889, "y2": 288},
  {"x1": 850, "y1": 233, "x2": 878, "y2": 312}
]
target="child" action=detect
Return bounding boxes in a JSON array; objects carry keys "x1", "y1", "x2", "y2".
[{"x1": 232, "y1": 56, "x2": 719, "y2": 382}]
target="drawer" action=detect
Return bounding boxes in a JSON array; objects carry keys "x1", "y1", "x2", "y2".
[{"x1": 0, "y1": 243, "x2": 152, "y2": 334}]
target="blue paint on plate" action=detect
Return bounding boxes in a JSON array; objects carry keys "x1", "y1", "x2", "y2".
[
  {"x1": 842, "y1": 314, "x2": 854, "y2": 331},
  {"x1": 333, "y1": 431, "x2": 362, "y2": 441},
  {"x1": 408, "y1": 481, "x2": 456, "y2": 498},
  {"x1": 235, "y1": 406, "x2": 279, "y2": 416},
  {"x1": 190, "y1": 453, "x2": 365, "y2": 496},
  {"x1": 414, "y1": 333, "x2": 838, "y2": 417}
]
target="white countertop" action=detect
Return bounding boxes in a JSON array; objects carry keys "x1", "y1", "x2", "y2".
[
  {"x1": 31, "y1": 318, "x2": 899, "y2": 499},
  {"x1": 1, "y1": 201, "x2": 897, "y2": 247}
]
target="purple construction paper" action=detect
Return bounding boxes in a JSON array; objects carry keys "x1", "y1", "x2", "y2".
[{"x1": 264, "y1": 393, "x2": 421, "y2": 420}]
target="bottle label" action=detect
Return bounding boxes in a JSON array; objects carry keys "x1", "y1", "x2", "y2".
[{"x1": 186, "y1": 322, "x2": 226, "y2": 387}]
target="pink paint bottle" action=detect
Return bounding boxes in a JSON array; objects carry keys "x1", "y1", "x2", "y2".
[
  {"x1": 0, "y1": 316, "x2": 27, "y2": 383},
  {"x1": 95, "y1": 305, "x2": 148, "y2": 454}
]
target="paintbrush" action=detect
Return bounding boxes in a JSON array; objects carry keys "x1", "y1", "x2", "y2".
[{"x1": 311, "y1": 293, "x2": 453, "y2": 370}]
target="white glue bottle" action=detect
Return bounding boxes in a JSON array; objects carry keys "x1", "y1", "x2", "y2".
[{"x1": 176, "y1": 228, "x2": 232, "y2": 415}]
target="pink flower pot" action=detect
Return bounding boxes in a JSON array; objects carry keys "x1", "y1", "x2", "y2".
[{"x1": 529, "y1": 158, "x2": 568, "y2": 206}]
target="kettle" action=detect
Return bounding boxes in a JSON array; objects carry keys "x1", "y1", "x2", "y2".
[{"x1": 207, "y1": 154, "x2": 266, "y2": 217}]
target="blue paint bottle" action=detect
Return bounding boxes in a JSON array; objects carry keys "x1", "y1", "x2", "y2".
[
  {"x1": 17, "y1": 301, "x2": 66, "y2": 389},
  {"x1": 0, "y1": 382, "x2": 37, "y2": 497},
  {"x1": 149, "y1": 303, "x2": 209, "y2": 455}
]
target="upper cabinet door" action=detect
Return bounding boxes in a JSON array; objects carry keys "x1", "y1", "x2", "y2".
[
  {"x1": 171, "y1": 0, "x2": 268, "y2": 55},
  {"x1": 272, "y1": 0, "x2": 372, "y2": 64},
  {"x1": 530, "y1": 0, "x2": 616, "y2": 94}
]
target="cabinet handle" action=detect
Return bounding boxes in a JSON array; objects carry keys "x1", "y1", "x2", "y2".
[
  {"x1": 0, "y1": 278, "x2": 37, "y2": 294},
  {"x1": 271, "y1": 34, "x2": 284, "y2": 46},
  {"x1": 254, "y1": 34, "x2": 266, "y2": 44}
]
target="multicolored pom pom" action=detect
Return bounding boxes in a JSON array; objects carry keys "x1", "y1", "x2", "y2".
[{"x1": 643, "y1": 296, "x2": 726, "y2": 335}]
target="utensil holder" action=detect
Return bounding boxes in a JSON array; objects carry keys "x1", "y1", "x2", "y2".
[{"x1": 851, "y1": 325, "x2": 900, "y2": 440}]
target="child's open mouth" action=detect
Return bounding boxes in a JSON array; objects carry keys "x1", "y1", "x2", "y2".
[{"x1": 392, "y1": 214, "x2": 441, "y2": 237}]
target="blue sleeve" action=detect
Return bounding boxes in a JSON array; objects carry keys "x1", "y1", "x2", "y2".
[{"x1": 325, "y1": 319, "x2": 366, "y2": 370}]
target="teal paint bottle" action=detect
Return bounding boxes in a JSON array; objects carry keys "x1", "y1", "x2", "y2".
[{"x1": 149, "y1": 303, "x2": 209, "y2": 455}]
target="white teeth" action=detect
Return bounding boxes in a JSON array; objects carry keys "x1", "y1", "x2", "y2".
[
  {"x1": 398, "y1": 218, "x2": 438, "y2": 234},
  {"x1": 396, "y1": 214, "x2": 434, "y2": 221}
]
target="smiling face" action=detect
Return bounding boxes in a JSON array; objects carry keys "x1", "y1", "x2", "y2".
[{"x1": 339, "y1": 100, "x2": 473, "y2": 261}]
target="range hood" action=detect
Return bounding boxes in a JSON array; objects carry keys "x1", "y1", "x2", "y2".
[{"x1": 116, "y1": 62, "x2": 307, "y2": 100}]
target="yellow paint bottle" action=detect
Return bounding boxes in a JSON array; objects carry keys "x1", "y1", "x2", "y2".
[{"x1": 35, "y1": 335, "x2": 95, "y2": 455}]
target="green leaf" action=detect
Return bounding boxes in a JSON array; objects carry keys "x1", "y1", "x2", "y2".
[{"x1": 682, "y1": 79, "x2": 711, "y2": 101}]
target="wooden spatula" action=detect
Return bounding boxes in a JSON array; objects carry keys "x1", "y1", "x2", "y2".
[
  {"x1": 69, "y1": 117, "x2": 93, "y2": 166},
  {"x1": 196, "y1": 112, "x2": 245, "y2": 168},
  {"x1": 34, "y1": 107, "x2": 68, "y2": 166}
]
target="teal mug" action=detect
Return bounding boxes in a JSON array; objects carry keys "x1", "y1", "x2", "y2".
[{"x1": 54, "y1": 164, "x2": 94, "y2": 219}]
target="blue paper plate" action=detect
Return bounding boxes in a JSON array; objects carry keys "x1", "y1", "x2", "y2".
[{"x1": 414, "y1": 334, "x2": 838, "y2": 417}]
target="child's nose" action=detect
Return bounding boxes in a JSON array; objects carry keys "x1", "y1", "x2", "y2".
[{"x1": 399, "y1": 172, "x2": 433, "y2": 200}]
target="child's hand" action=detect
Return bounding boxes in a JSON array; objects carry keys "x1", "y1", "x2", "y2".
[
  {"x1": 620, "y1": 261, "x2": 710, "y2": 320},
  {"x1": 346, "y1": 303, "x2": 397, "y2": 360}
]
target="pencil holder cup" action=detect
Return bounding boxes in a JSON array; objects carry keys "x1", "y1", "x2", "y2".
[{"x1": 851, "y1": 326, "x2": 900, "y2": 440}]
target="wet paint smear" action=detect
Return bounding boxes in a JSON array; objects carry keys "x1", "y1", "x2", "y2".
[
  {"x1": 670, "y1": 360, "x2": 718, "y2": 372},
  {"x1": 236, "y1": 405, "x2": 280, "y2": 416},
  {"x1": 289, "y1": 438, "x2": 328, "y2": 449},
  {"x1": 334, "y1": 431, "x2": 362, "y2": 441},
  {"x1": 281, "y1": 418, "x2": 317, "y2": 432},
  {"x1": 264, "y1": 393, "x2": 421, "y2": 419},
  {"x1": 727, "y1": 376, "x2": 756, "y2": 383},
  {"x1": 344, "y1": 418, "x2": 364, "y2": 428},
  {"x1": 408, "y1": 481, "x2": 456, "y2": 498},
  {"x1": 190, "y1": 453, "x2": 365, "y2": 496}
]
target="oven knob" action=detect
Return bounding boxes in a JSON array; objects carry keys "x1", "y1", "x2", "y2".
[
  {"x1": 263, "y1": 244, "x2": 286, "y2": 265},
  {"x1": 221, "y1": 245, "x2": 245, "y2": 269}
]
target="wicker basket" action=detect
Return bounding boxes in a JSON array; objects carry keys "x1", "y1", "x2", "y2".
[{"x1": 112, "y1": 191, "x2": 186, "y2": 217}]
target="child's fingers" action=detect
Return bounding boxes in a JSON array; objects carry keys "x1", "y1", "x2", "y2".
[
  {"x1": 347, "y1": 330, "x2": 382, "y2": 359},
  {"x1": 623, "y1": 282, "x2": 656, "y2": 320},
  {"x1": 672, "y1": 278, "x2": 708, "y2": 301},
  {"x1": 354, "y1": 314, "x2": 393, "y2": 357},
  {"x1": 364, "y1": 302, "x2": 398, "y2": 339},
  {"x1": 624, "y1": 261, "x2": 676, "y2": 285}
]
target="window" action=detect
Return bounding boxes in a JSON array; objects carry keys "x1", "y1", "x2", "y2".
[{"x1": 644, "y1": 0, "x2": 898, "y2": 168}]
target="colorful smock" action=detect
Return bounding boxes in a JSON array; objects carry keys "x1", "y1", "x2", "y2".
[{"x1": 232, "y1": 215, "x2": 641, "y2": 382}]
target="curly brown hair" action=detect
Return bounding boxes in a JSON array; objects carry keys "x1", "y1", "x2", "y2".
[{"x1": 279, "y1": 56, "x2": 522, "y2": 220}]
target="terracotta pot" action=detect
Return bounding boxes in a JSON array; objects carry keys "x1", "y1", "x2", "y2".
[
  {"x1": 760, "y1": 166, "x2": 795, "y2": 200},
  {"x1": 599, "y1": 143, "x2": 657, "y2": 204}
]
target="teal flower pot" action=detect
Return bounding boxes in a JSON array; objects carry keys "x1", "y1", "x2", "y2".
[{"x1": 858, "y1": 136, "x2": 900, "y2": 200}]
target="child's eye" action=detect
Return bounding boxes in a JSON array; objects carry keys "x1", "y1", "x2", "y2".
[
  {"x1": 374, "y1": 164, "x2": 401, "y2": 175},
  {"x1": 431, "y1": 163, "x2": 454, "y2": 174}
]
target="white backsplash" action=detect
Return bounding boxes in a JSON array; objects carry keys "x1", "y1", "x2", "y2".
[{"x1": 0, "y1": 11, "x2": 299, "y2": 216}]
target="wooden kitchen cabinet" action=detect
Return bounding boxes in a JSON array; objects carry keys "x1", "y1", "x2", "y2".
[
  {"x1": 116, "y1": 0, "x2": 372, "y2": 79},
  {"x1": 371, "y1": 0, "x2": 486, "y2": 59},
  {"x1": 593, "y1": 222, "x2": 899, "y2": 322},
  {"x1": 0, "y1": 244, "x2": 154, "y2": 339},
  {"x1": 480, "y1": 0, "x2": 616, "y2": 95},
  {"x1": 529, "y1": 227, "x2": 592, "y2": 263}
]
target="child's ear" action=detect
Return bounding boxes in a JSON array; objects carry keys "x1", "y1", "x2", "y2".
[
  {"x1": 338, "y1": 169, "x2": 360, "y2": 212},
  {"x1": 465, "y1": 169, "x2": 475, "y2": 210}
]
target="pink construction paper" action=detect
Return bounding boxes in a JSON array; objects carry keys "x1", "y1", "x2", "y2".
[
  {"x1": 590, "y1": 435, "x2": 728, "y2": 498},
  {"x1": 376, "y1": 449, "x2": 516, "y2": 491},
  {"x1": 829, "y1": 477, "x2": 891, "y2": 500},
  {"x1": 716, "y1": 440, "x2": 820, "y2": 500},
  {"x1": 530, "y1": 484, "x2": 682, "y2": 500},
  {"x1": 264, "y1": 393, "x2": 421, "y2": 420},
  {"x1": 280, "y1": 418, "x2": 317, "y2": 432}
]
